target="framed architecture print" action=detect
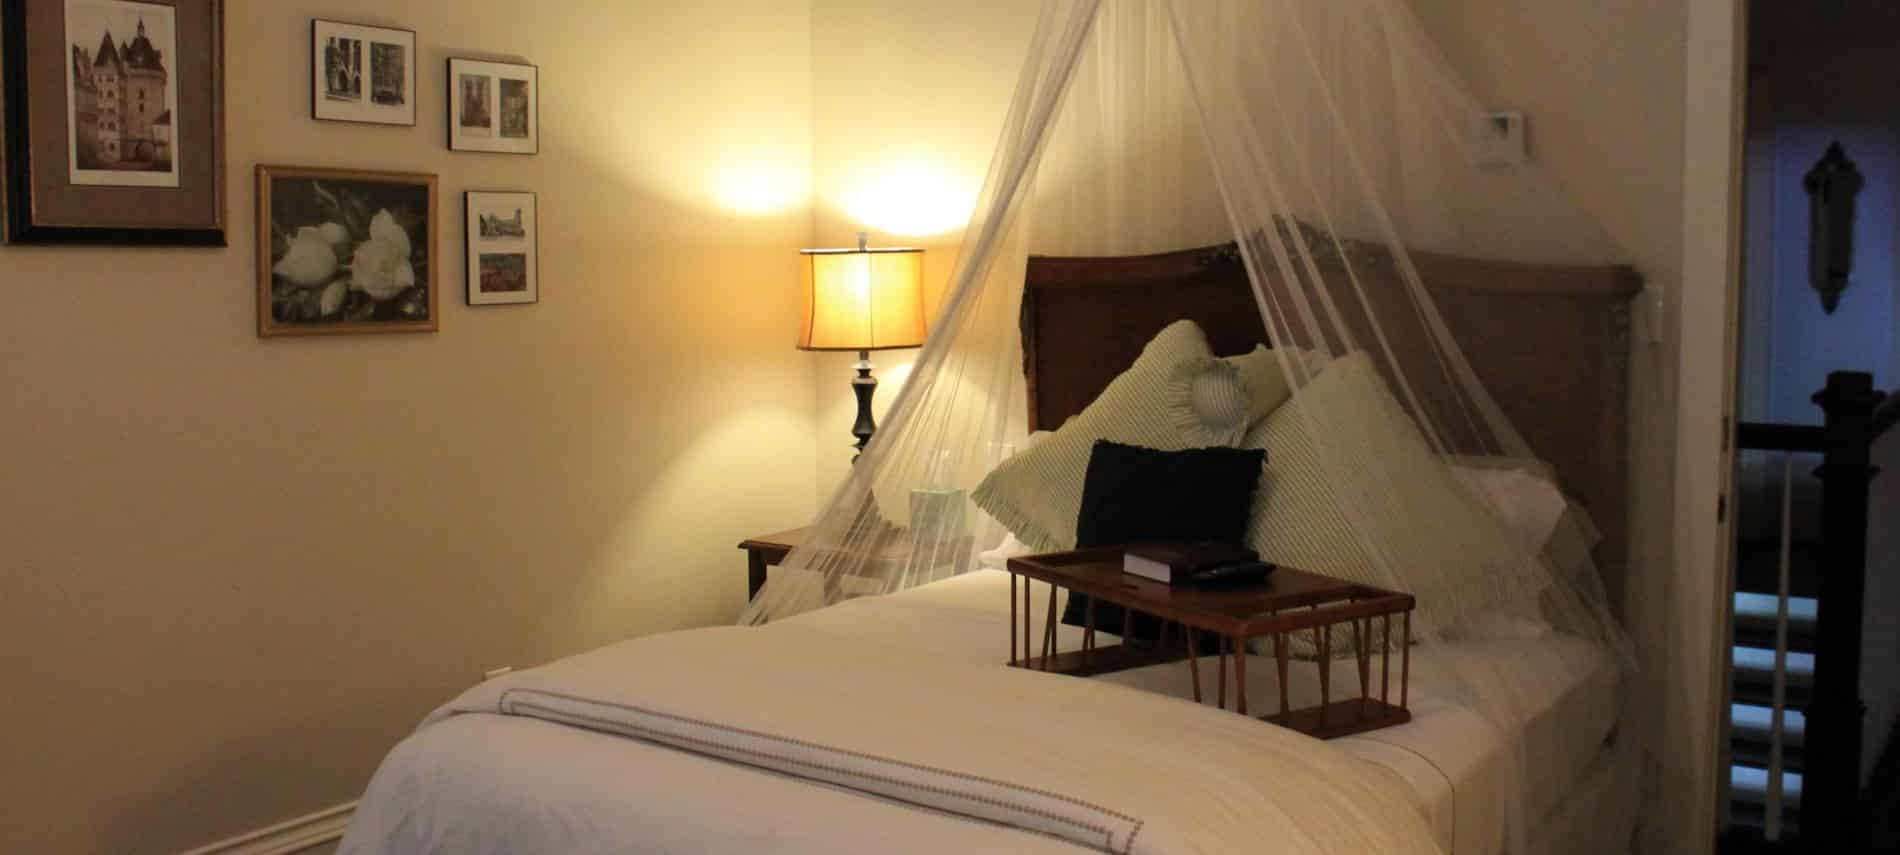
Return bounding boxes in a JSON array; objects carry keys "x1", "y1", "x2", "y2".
[
  {"x1": 1, "y1": 0, "x2": 226, "y2": 245},
  {"x1": 447, "y1": 58, "x2": 537, "y2": 154},
  {"x1": 257, "y1": 165, "x2": 437, "y2": 337},
  {"x1": 464, "y1": 190, "x2": 537, "y2": 305},
  {"x1": 310, "y1": 19, "x2": 415, "y2": 126}
]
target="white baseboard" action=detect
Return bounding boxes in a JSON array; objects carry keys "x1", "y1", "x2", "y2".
[{"x1": 174, "y1": 802, "x2": 355, "y2": 855}]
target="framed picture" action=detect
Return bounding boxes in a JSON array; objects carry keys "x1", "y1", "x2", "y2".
[
  {"x1": 310, "y1": 19, "x2": 415, "y2": 126},
  {"x1": 464, "y1": 190, "x2": 537, "y2": 305},
  {"x1": 447, "y1": 58, "x2": 537, "y2": 154},
  {"x1": 1, "y1": 0, "x2": 226, "y2": 245},
  {"x1": 257, "y1": 165, "x2": 437, "y2": 337}
]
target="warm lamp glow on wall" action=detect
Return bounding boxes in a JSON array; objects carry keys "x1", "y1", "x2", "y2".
[{"x1": 799, "y1": 234, "x2": 926, "y2": 461}]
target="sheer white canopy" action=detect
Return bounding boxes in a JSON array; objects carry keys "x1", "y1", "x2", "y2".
[{"x1": 745, "y1": 1, "x2": 1638, "y2": 849}]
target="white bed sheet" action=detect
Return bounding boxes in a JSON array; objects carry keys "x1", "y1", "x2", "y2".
[
  {"x1": 348, "y1": 713, "x2": 1095, "y2": 855},
  {"x1": 343, "y1": 570, "x2": 1620, "y2": 855},
  {"x1": 777, "y1": 569, "x2": 1621, "y2": 855}
]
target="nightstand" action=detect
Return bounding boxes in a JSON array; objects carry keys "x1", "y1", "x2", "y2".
[
  {"x1": 737, "y1": 527, "x2": 806, "y2": 599},
  {"x1": 737, "y1": 526, "x2": 976, "y2": 601}
]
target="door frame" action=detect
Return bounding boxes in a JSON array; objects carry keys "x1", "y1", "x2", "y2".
[{"x1": 1677, "y1": 0, "x2": 1748, "y2": 849}]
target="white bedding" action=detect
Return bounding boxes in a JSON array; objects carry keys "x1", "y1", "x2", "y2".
[
  {"x1": 340, "y1": 570, "x2": 1622, "y2": 855},
  {"x1": 345, "y1": 626, "x2": 1440, "y2": 855},
  {"x1": 782, "y1": 570, "x2": 1622, "y2": 854}
]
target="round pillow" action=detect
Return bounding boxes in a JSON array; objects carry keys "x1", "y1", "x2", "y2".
[{"x1": 1166, "y1": 356, "x2": 1251, "y2": 446}]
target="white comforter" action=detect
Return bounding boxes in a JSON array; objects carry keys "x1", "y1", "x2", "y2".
[{"x1": 342, "y1": 625, "x2": 1441, "y2": 855}]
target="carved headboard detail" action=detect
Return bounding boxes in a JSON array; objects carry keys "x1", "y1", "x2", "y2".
[{"x1": 1020, "y1": 240, "x2": 1642, "y2": 605}]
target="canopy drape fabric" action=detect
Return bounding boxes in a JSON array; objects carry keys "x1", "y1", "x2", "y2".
[{"x1": 743, "y1": 2, "x2": 1637, "y2": 849}]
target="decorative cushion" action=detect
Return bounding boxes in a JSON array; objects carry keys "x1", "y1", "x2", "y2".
[
  {"x1": 1167, "y1": 358, "x2": 1252, "y2": 445},
  {"x1": 973, "y1": 320, "x2": 1245, "y2": 552},
  {"x1": 1226, "y1": 345, "x2": 1293, "y2": 423},
  {"x1": 1073, "y1": 441, "x2": 1266, "y2": 549},
  {"x1": 1064, "y1": 440, "x2": 1266, "y2": 637},
  {"x1": 1239, "y1": 351, "x2": 1549, "y2": 646}
]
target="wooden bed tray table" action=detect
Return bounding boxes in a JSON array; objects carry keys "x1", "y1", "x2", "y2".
[{"x1": 1006, "y1": 548, "x2": 1416, "y2": 739}]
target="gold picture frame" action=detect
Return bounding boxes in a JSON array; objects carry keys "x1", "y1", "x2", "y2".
[{"x1": 255, "y1": 164, "x2": 438, "y2": 338}]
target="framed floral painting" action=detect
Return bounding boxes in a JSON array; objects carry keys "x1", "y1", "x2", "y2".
[
  {"x1": 2, "y1": 0, "x2": 227, "y2": 245},
  {"x1": 257, "y1": 165, "x2": 437, "y2": 337}
]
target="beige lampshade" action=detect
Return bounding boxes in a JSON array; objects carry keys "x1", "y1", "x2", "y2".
[{"x1": 797, "y1": 247, "x2": 927, "y2": 351}]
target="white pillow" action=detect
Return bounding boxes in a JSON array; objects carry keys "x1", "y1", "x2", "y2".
[
  {"x1": 978, "y1": 532, "x2": 1037, "y2": 571},
  {"x1": 1452, "y1": 463, "x2": 1570, "y2": 553},
  {"x1": 973, "y1": 321, "x2": 1247, "y2": 550},
  {"x1": 1223, "y1": 345, "x2": 1329, "y2": 427},
  {"x1": 1239, "y1": 351, "x2": 1551, "y2": 642}
]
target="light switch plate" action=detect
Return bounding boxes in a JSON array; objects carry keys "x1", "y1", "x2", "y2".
[{"x1": 1475, "y1": 111, "x2": 1527, "y2": 167}]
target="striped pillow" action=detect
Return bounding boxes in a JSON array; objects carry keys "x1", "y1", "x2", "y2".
[
  {"x1": 974, "y1": 320, "x2": 1243, "y2": 551},
  {"x1": 1241, "y1": 351, "x2": 1550, "y2": 647}
]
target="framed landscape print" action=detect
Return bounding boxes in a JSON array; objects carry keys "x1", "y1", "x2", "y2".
[
  {"x1": 310, "y1": 19, "x2": 415, "y2": 126},
  {"x1": 464, "y1": 190, "x2": 537, "y2": 305},
  {"x1": 447, "y1": 58, "x2": 537, "y2": 154},
  {"x1": 1, "y1": 0, "x2": 226, "y2": 245},
  {"x1": 257, "y1": 165, "x2": 437, "y2": 337}
]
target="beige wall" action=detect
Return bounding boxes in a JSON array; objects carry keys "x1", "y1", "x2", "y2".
[
  {"x1": 808, "y1": 0, "x2": 1039, "y2": 494},
  {"x1": 0, "y1": 2, "x2": 815, "y2": 853}
]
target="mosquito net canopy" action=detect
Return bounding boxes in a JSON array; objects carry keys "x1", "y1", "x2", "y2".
[{"x1": 746, "y1": 1, "x2": 1637, "y2": 849}]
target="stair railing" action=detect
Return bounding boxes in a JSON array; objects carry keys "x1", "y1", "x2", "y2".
[
  {"x1": 1768, "y1": 451, "x2": 1794, "y2": 839},
  {"x1": 1734, "y1": 370, "x2": 1888, "y2": 848},
  {"x1": 1805, "y1": 372, "x2": 1883, "y2": 847}
]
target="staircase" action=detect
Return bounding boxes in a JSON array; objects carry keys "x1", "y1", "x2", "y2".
[
  {"x1": 1721, "y1": 373, "x2": 1890, "y2": 853},
  {"x1": 1727, "y1": 591, "x2": 1817, "y2": 835}
]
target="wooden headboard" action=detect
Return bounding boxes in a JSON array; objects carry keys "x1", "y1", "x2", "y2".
[{"x1": 1020, "y1": 239, "x2": 1641, "y2": 603}]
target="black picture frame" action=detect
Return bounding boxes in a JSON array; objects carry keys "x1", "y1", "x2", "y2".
[
  {"x1": 2, "y1": 0, "x2": 228, "y2": 245},
  {"x1": 446, "y1": 57, "x2": 539, "y2": 155},
  {"x1": 463, "y1": 189, "x2": 538, "y2": 305},
  {"x1": 310, "y1": 18, "x2": 417, "y2": 127}
]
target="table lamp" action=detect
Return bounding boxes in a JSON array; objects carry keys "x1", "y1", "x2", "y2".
[{"x1": 799, "y1": 234, "x2": 926, "y2": 461}]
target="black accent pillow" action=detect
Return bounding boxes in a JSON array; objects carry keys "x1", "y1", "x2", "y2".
[{"x1": 1061, "y1": 441, "x2": 1267, "y2": 639}]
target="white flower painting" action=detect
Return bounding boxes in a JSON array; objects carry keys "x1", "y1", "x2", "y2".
[{"x1": 258, "y1": 167, "x2": 437, "y2": 337}]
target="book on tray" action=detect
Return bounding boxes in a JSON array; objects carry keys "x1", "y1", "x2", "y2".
[{"x1": 1122, "y1": 543, "x2": 1270, "y2": 585}]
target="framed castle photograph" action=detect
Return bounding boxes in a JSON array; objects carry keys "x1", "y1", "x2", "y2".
[
  {"x1": 311, "y1": 19, "x2": 415, "y2": 126},
  {"x1": 257, "y1": 165, "x2": 437, "y2": 337},
  {"x1": 464, "y1": 190, "x2": 537, "y2": 305},
  {"x1": 2, "y1": 0, "x2": 226, "y2": 245},
  {"x1": 447, "y1": 58, "x2": 537, "y2": 154}
]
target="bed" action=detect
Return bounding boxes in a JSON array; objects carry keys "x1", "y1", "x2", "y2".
[{"x1": 339, "y1": 241, "x2": 1642, "y2": 855}]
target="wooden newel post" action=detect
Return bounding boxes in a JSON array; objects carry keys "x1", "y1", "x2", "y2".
[{"x1": 1802, "y1": 370, "x2": 1880, "y2": 846}]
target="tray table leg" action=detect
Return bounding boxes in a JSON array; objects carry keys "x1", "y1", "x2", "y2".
[
  {"x1": 1186, "y1": 629, "x2": 1202, "y2": 703},
  {"x1": 1275, "y1": 632, "x2": 1290, "y2": 717},
  {"x1": 1083, "y1": 598, "x2": 1096, "y2": 668},
  {"x1": 1355, "y1": 618, "x2": 1371, "y2": 699},
  {"x1": 1217, "y1": 636, "x2": 1228, "y2": 710},
  {"x1": 1009, "y1": 572, "x2": 1018, "y2": 666},
  {"x1": 1380, "y1": 614, "x2": 1392, "y2": 704},
  {"x1": 1041, "y1": 582, "x2": 1057, "y2": 670},
  {"x1": 1318, "y1": 624, "x2": 1331, "y2": 723},
  {"x1": 1233, "y1": 639, "x2": 1248, "y2": 716},
  {"x1": 1400, "y1": 611, "x2": 1411, "y2": 709}
]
